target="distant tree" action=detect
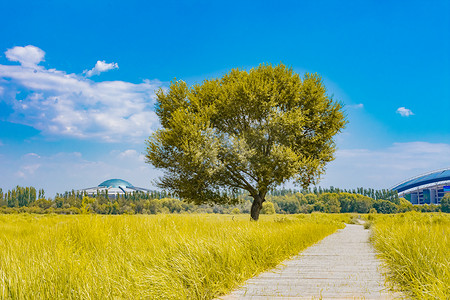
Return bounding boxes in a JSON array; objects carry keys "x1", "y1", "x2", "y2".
[
  {"x1": 81, "y1": 196, "x2": 94, "y2": 214},
  {"x1": 304, "y1": 193, "x2": 318, "y2": 204},
  {"x1": 272, "y1": 195, "x2": 300, "y2": 214},
  {"x1": 440, "y1": 194, "x2": 450, "y2": 213},
  {"x1": 231, "y1": 207, "x2": 241, "y2": 214},
  {"x1": 146, "y1": 64, "x2": 346, "y2": 220},
  {"x1": 338, "y1": 193, "x2": 357, "y2": 213},
  {"x1": 373, "y1": 200, "x2": 397, "y2": 214},
  {"x1": 319, "y1": 193, "x2": 341, "y2": 213},
  {"x1": 354, "y1": 197, "x2": 372, "y2": 213}
]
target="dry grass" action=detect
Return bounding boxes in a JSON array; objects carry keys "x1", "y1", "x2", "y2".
[
  {"x1": 370, "y1": 212, "x2": 450, "y2": 299},
  {"x1": 0, "y1": 213, "x2": 347, "y2": 299}
]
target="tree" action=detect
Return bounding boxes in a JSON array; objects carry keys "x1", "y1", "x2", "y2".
[
  {"x1": 319, "y1": 193, "x2": 341, "y2": 213},
  {"x1": 441, "y1": 193, "x2": 450, "y2": 213},
  {"x1": 146, "y1": 64, "x2": 346, "y2": 220},
  {"x1": 373, "y1": 200, "x2": 398, "y2": 214},
  {"x1": 272, "y1": 195, "x2": 300, "y2": 214}
]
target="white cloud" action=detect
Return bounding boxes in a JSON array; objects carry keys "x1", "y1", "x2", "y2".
[
  {"x1": 24, "y1": 153, "x2": 41, "y2": 158},
  {"x1": 319, "y1": 142, "x2": 450, "y2": 189},
  {"x1": 117, "y1": 149, "x2": 138, "y2": 158},
  {"x1": 0, "y1": 46, "x2": 162, "y2": 142},
  {"x1": 5, "y1": 45, "x2": 45, "y2": 68},
  {"x1": 84, "y1": 60, "x2": 119, "y2": 77},
  {"x1": 396, "y1": 107, "x2": 414, "y2": 117},
  {"x1": 349, "y1": 103, "x2": 364, "y2": 109}
]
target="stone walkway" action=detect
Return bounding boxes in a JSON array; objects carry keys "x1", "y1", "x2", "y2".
[{"x1": 220, "y1": 224, "x2": 401, "y2": 299}]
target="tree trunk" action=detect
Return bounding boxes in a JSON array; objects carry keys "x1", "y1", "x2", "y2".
[{"x1": 250, "y1": 194, "x2": 265, "y2": 221}]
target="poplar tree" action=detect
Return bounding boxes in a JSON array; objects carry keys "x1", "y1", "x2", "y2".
[{"x1": 146, "y1": 64, "x2": 346, "y2": 220}]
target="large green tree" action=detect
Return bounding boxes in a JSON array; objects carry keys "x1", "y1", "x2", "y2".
[{"x1": 146, "y1": 64, "x2": 346, "y2": 220}]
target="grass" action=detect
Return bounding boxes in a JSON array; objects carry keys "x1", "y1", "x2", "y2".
[
  {"x1": 370, "y1": 212, "x2": 450, "y2": 299},
  {"x1": 0, "y1": 213, "x2": 348, "y2": 299}
]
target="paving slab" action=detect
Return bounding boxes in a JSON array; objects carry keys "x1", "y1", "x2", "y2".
[{"x1": 219, "y1": 224, "x2": 402, "y2": 300}]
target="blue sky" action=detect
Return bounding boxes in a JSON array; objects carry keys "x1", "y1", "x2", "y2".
[{"x1": 0, "y1": 0, "x2": 449, "y2": 196}]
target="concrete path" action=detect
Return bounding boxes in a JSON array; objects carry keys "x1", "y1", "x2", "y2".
[{"x1": 220, "y1": 224, "x2": 401, "y2": 299}]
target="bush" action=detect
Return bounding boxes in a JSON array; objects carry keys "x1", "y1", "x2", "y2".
[
  {"x1": 231, "y1": 208, "x2": 240, "y2": 214},
  {"x1": 261, "y1": 202, "x2": 276, "y2": 214}
]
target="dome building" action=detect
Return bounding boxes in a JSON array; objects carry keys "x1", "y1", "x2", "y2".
[
  {"x1": 391, "y1": 168, "x2": 450, "y2": 205},
  {"x1": 79, "y1": 179, "x2": 151, "y2": 198}
]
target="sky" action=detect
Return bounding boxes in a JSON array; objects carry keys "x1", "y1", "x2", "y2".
[{"x1": 0, "y1": 0, "x2": 449, "y2": 197}]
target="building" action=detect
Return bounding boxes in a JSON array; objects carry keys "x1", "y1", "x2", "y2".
[
  {"x1": 391, "y1": 168, "x2": 450, "y2": 205},
  {"x1": 79, "y1": 179, "x2": 151, "y2": 198}
]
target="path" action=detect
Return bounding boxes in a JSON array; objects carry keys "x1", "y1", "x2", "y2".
[{"x1": 220, "y1": 224, "x2": 401, "y2": 299}]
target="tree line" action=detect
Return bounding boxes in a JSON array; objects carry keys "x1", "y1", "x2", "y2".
[
  {"x1": 0, "y1": 185, "x2": 447, "y2": 215},
  {"x1": 269, "y1": 187, "x2": 399, "y2": 201}
]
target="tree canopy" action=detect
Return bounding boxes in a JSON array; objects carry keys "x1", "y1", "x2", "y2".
[{"x1": 145, "y1": 64, "x2": 347, "y2": 220}]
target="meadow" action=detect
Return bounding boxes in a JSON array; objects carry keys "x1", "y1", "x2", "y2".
[
  {"x1": 0, "y1": 213, "x2": 348, "y2": 299},
  {"x1": 370, "y1": 212, "x2": 450, "y2": 299}
]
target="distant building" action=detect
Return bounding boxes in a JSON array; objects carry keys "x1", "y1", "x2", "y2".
[
  {"x1": 79, "y1": 179, "x2": 151, "y2": 198},
  {"x1": 391, "y1": 168, "x2": 450, "y2": 205}
]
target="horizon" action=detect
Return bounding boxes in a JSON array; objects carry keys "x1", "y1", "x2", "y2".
[{"x1": 1, "y1": 0, "x2": 449, "y2": 197}]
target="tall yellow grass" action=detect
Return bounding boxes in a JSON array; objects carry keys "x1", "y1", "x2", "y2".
[
  {"x1": 370, "y1": 212, "x2": 450, "y2": 299},
  {"x1": 0, "y1": 213, "x2": 346, "y2": 299}
]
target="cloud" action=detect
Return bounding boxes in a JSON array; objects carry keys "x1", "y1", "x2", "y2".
[
  {"x1": 319, "y1": 142, "x2": 450, "y2": 189},
  {"x1": 15, "y1": 164, "x2": 41, "y2": 178},
  {"x1": 117, "y1": 149, "x2": 138, "y2": 158},
  {"x1": 5, "y1": 45, "x2": 45, "y2": 68},
  {"x1": 84, "y1": 60, "x2": 119, "y2": 77},
  {"x1": 396, "y1": 107, "x2": 414, "y2": 117},
  {"x1": 0, "y1": 46, "x2": 162, "y2": 142},
  {"x1": 349, "y1": 103, "x2": 364, "y2": 109},
  {"x1": 24, "y1": 153, "x2": 41, "y2": 158}
]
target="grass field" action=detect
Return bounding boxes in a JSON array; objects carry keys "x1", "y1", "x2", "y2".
[
  {"x1": 0, "y1": 213, "x2": 348, "y2": 299},
  {"x1": 370, "y1": 212, "x2": 450, "y2": 299}
]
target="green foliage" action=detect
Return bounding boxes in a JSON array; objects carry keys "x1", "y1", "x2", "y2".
[
  {"x1": 373, "y1": 200, "x2": 398, "y2": 214},
  {"x1": 304, "y1": 193, "x2": 318, "y2": 204},
  {"x1": 371, "y1": 212, "x2": 450, "y2": 298},
  {"x1": 318, "y1": 193, "x2": 341, "y2": 213},
  {"x1": 2, "y1": 186, "x2": 37, "y2": 208},
  {"x1": 0, "y1": 214, "x2": 345, "y2": 299},
  {"x1": 231, "y1": 208, "x2": 240, "y2": 214},
  {"x1": 0, "y1": 185, "x2": 445, "y2": 216},
  {"x1": 146, "y1": 63, "x2": 346, "y2": 219},
  {"x1": 397, "y1": 197, "x2": 414, "y2": 213},
  {"x1": 261, "y1": 202, "x2": 276, "y2": 214},
  {"x1": 271, "y1": 195, "x2": 300, "y2": 214},
  {"x1": 441, "y1": 193, "x2": 450, "y2": 213},
  {"x1": 33, "y1": 198, "x2": 53, "y2": 210},
  {"x1": 81, "y1": 196, "x2": 95, "y2": 214}
]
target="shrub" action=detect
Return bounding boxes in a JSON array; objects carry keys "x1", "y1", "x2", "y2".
[{"x1": 261, "y1": 202, "x2": 276, "y2": 214}]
